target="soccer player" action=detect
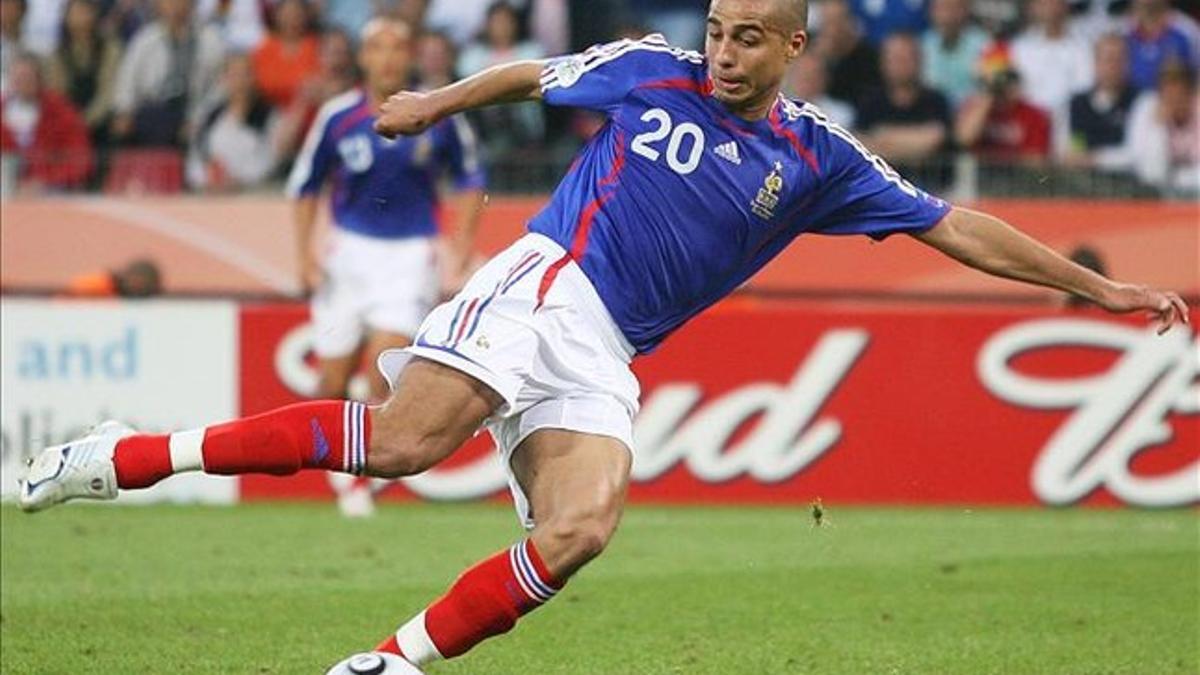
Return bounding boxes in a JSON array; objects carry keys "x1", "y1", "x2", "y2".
[
  {"x1": 289, "y1": 18, "x2": 485, "y2": 516},
  {"x1": 291, "y1": 17, "x2": 486, "y2": 404},
  {"x1": 20, "y1": 0, "x2": 1189, "y2": 669}
]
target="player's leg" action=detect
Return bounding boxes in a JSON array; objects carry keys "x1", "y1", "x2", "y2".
[
  {"x1": 329, "y1": 331, "x2": 413, "y2": 516},
  {"x1": 361, "y1": 330, "x2": 413, "y2": 403},
  {"x1": 17, "y1": 358, "x2": 501, "y2": 512},
  {"x1": 376, "y1": 429, "x2": 630, "y2": 665},
  {"x1": 314, "y1": 349, "x2": 362, "y2": 400}
]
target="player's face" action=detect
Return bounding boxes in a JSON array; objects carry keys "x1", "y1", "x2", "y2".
[
  {"x1": 360, "y1": 21, "x2": 413, "y2": 96},
  {"x1": 880, "y1": 35, "x2": 920, "y2": 86},
  {"x1": 705, "y1": 0, "x2": 806, "y2": 116}
]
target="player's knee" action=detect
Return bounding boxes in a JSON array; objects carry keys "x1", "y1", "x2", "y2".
[{"x1": 544, "y1": 501, "x2": 622, "y2": 566}]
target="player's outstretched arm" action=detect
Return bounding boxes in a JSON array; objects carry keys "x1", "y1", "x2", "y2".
[
  {"x1": 914, "y1": 206, "x2": 1191, "y2": 334},
  {"x1": 375, "y1": 61, "x2": 545, "y2": 139}
]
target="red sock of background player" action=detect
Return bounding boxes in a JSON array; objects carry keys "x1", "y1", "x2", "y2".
[
  {"x1": 111, "y1": 401, "x2": 370, "y2": 489},
  {"x1": 376, "y1": 539, "x2": 561, "y2": 665}
]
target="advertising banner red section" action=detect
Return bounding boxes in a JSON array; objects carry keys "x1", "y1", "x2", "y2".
[{"x1": 238, "y1": 303, "x2": 1198, "y2": 507}]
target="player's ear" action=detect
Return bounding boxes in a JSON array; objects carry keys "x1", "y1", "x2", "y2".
[{"x1": 786, "y1": 30, "x2": 807, "y2": 61}]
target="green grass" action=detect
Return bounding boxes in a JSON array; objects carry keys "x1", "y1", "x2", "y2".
[{"x1": 2, "y1": 503, "x2": 1197, "y2": 674}]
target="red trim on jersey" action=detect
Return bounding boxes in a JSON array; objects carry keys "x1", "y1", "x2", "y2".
[
  {"x1": 769, "y1": 105, "x2": 820, "y2": 175},
  {"x1": 717, "y1": 116, "x2": 757, "y2": 138},
  {"x1": 534, "y1": 129, "x2": 627, "y2": 311},
  {"x1": 331, "y1": 93, "x2": 373, "y2": 140},
  {"x1": 637, "y1": 76, "x2": 715, "y2": 95}
]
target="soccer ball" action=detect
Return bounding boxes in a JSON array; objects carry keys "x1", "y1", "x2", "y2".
[{"x1": 325, "y1": 652, "x2": 424, "y2": 675}]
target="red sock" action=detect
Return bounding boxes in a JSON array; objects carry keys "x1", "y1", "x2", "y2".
[
  {"x1": 112, "y1": 401, "x2": 370, "y2": 489},
  {"x1": 377, "y1": 539, "x2": 561, "y2": 664}
]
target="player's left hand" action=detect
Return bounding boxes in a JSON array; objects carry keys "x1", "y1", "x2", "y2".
[
  {"x1": 1098, "y1": 283, "x2": 1191, "y2": 335},
  {"x1": 375, "y1": 91, "x2": 437, "y2": 139}
]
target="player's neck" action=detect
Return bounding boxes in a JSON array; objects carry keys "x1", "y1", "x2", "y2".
[
  {"x1": 367, "y1": 88, "x2": 390, "y2": 110},
  {"x1": 725, "y1": 85, "x2": 781, "y2": 122}
]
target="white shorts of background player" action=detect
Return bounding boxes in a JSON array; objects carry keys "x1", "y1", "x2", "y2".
[{"x1": 312, "y1": 228, "x2": 440, "y2": 358}]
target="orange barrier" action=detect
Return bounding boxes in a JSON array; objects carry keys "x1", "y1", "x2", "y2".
[{"x1": 2, "y1": 196, "x2": 1196, "y2": 297}]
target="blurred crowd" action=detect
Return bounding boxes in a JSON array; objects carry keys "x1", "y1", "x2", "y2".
[{"x1": 0, "y1": 0, "x2": 1197, "y2": 197}]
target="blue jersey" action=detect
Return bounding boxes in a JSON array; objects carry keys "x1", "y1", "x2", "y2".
[
  {"x1": 286, "y1": 89, "x2": 486, "y2": 239},
  {"x1": 531, "y1": 35, "x2": 951, "y2": 354}
]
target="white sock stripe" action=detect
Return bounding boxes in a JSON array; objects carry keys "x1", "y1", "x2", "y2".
[
  {"x1": 350, "y1": 403, "x2": 362, "y2": 475},
  {"x1": 508, "y1": 547, "x2": 548, "y2": 603},
  {"x1": 516, "y1": 541, "x2": 557, "y2": 599},
  {"x1": 394, "y1": 610, "x2": 443, "y2": 666},
  {"x1": 168, "y1": 428, "x2": 205, "y2": 472},
  {"x1": 355, "y1": 403, "x2": 366, "y2": 475}
]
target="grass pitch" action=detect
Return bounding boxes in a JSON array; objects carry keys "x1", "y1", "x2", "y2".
[{"x1": 2, "y1": 503, "x2": 1197, "y2": 674}]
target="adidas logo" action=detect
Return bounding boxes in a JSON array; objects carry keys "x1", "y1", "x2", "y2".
[{"x1": 714, "y1": 141, "x2": 741, "y2": 165}]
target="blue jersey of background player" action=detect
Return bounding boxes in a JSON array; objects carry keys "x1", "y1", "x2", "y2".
[
  {"x1": 530, "y1": 33, "x2": 949, "y2": 353},
  {"x1": 287, "y1": 89, "x2": 485, "y2": 239}
]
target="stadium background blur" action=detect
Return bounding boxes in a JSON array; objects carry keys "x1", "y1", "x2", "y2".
[{"x1": 1, "y1": 0, "x2": 1198, "y2": 673}]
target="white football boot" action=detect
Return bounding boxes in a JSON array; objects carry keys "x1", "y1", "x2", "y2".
[{"x1": 18, "y1": 421, "x2": 135, "y2": 512}]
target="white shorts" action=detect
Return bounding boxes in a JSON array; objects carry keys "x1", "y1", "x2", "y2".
[
  {"x1": 377, "y1": 233, "x2": 640, "y2": 528},
  {"x1": 312, "y1": 229, "x2": 438, "y2": 358}
]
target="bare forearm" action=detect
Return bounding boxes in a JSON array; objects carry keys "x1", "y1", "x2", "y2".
[
  {"x1": 432, "y1": 61, "x2": 544, "y2": 115},
  {"x1": 915, "y1": 207, "x2": 1113, "y2": 303},
  {"x1": 377, "y1": 61, "x2": 546, "y2": 138}
]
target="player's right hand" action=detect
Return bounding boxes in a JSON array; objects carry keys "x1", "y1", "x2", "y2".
[
  {"x1": 375, "y1": 91, "x2": 437, "y2": 139},
  {"x1": 1098, "y1": 283, "x2": 1191, "y2": 335}
]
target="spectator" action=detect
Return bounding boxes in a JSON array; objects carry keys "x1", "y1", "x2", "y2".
[
  {"x1": 922, "y1": 0, "x2": 991, "y2": 109},
  {"x1": 458, "y1": 1, "x2": 545, "y2": 157},
  {"x1": 111, "y1": 0, "x2": 225, "y2": 148},
  {"x1": 252, "y1": 0, "x2": 320, "y2": 109},
  {"x1": 274, "y1": 27, "x2": 359, "y2": 161},
  {"x1": 857, "y1": 33, "x2": 952, "y2": 184},
  {"x1": 1011, "y1": 0, "x2": 1095, "y2": 156},
  {"x1": 636, "y1": 0, "x2": 707, "y2": 50},
  {"x1": 1125, "y1": 0, "x2": 1199, "y2": 91},
  {"x1": 458, "y1": 2, "x2": 545, "y2": 74},
  {"x1": 785, "y1": 53, "x2": 856, "y2": 128},
  {"x1": 417, "y1": 29, "x2": 457, "y2": 89},
  {"x1": 425, "y1": 0, "x2": 513, "y2": 46},
  {"x1": 321, "y1": 0, "x2": 375, "y2": 38},
  {"x1": 1069, "y1": 0, "x2": 1125, "y2": 43},
  {"x1": 196, "y1": 0, "x2": 267, "y2": 52},
  {"x1": 1, "y1": 0, "x2": 28, "y2": 94},
  {"x1": 1066, "y1": 33, "x2": 1136, "y2": 171},
  {"x1": 971, "y1": 0, "x2": 1021, "y2": 34},
  {"x1": 187, "y1": 54, "x2": 281, "y2": 190},
  {"x1": 66, "y1": 258, "x2": 163, "y2": 297},
  {"x1": 813, "y1": 0, "x2": 882, "y2": 106},
  {"x1": 848, "y1": 0, "x2": 928, "y2": 46},
  {"x1": 102, "y1": 0, "x2": 154, "y2": 44},
  {"x1": 21, "y1": 0, "x2": 67, "y2": 56},
  {"x1": 0, "y1": 52, "x2": 94, "y2": 192},
  {"x1": 45, "y1": 0, "x2": 122, "y2": 142},
  {"x1": 313, "y1": 28, "x2": 360, "y2": 100},
  {"x1": 955, "y1": 45, "x2": 1053, "y2": 162},
  {"x1": 528, "y1": 0, "x2": 568, "y2": 56},
  {"x1": 1126, "y1": 63, "x2": 1199, "y2": 196}
]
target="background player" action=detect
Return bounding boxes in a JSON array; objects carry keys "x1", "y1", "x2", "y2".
[
  {"x1": 288, "y1": 17, "x2": 486, "y2": 515},
  {"x1": 21, "y1": 0, "x2": 1189, "y2": 670}
]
